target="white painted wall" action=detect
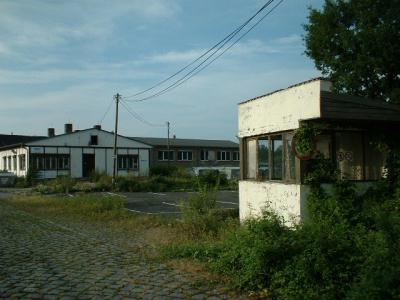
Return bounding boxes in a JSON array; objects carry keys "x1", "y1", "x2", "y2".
[
  {"x1": 0, "y1": 147, "x2": 28, "y2": 176},
  {"x1": 238, "y1": 80, "x2": 332, "y2": 138},
  {"x1": 239, "y1": 181, "x2": 304, "y2": 225}
]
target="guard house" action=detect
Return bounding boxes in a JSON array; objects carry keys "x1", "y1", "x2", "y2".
[{"x1": 238, "y1": 78, "x2": 400, "y2": 223}]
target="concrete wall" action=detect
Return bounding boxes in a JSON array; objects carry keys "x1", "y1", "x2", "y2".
[
  {"x1": 0, "y1": 147, "x2": 28, "y2": 177},
  {"x1": 238, "y1": 80, "x2": 332, "y2": 138},
  {"x1": 239, "y1": 181, "x2": 304, "y2": 225},
  {"x1": 239, "y1": 181, "x2": 375, "y2": 225}
]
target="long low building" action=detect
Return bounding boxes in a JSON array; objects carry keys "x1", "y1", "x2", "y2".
[
  {"x1": 0, "y1": 124, "x2": 240, "y2": 179},
  {"x1": 130, "y1": 137, "x2": 240, "y2": 179},
  {"x1": 0, "y1": 125, "x2": 152, "y2": 179}
]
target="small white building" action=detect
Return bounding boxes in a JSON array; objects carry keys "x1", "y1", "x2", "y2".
[
  {"x1": 0, "y1": 125, "x2": 152, "y2": 179},
  {"x1": 238, "y1": 78, "x2": 400, "y2": 224}
]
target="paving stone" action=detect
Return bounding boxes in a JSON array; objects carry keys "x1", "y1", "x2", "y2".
[{"x1": 0, "y1": 201, "x2": 242, "y2": 300}]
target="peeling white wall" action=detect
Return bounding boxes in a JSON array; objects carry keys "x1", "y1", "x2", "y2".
[
  {"x1": 239, "y1": 181, "x2": 305, "y2": 225},
  {"x1": 238, "y1": 80, "x2": 331, "y2": 138}
]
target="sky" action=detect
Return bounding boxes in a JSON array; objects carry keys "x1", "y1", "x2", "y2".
[{"x1": 0, "y1": 0, "x2": 324, "y2": 141}]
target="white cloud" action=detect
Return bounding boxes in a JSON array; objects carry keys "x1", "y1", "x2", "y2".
[{"x1": 0, "y1": 0, "x2": 181, "y2": 55}]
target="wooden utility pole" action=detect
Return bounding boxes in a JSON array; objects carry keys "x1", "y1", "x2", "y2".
[
  {"x1": 112, "y1": 93, "x2": 120, "y2": 189},
  {"x1": 167, "y1": 121, "x2": 170, "y2": 167}
]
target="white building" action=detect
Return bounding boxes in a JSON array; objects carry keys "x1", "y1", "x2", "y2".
[
  {"x1": 0, "y1": 125, "x2": 152, "y2": 179},
  {"x1": 238, "y1": 78, "x2": 400, "y2": 224}
]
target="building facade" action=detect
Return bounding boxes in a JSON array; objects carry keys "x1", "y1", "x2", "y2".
[
  {"x1": 238, "y1": 78, "x2": 400, "y2": 224},
  {"x1": 130, "y1": 137, "x2": 240, "y2": 179},
  {"x1": 0, "y1": 125, "x2": 152, "y2": 179}
]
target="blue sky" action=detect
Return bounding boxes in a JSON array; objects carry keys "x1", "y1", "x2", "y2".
[{"x1": 0, "y1": 0, "x2": 324, "y2": 140}]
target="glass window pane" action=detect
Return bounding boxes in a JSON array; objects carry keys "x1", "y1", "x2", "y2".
[
  {"x1": 335, "y1": 132, "x2": 363, "y2": 180},
  {"x1": 257, "y1": 138, "x2": 269, "y2": 179},
  {"x1": 272, "y1": 136, "x2": 283, "y2": 180},
  {"x1": 284, "y1": 134, "x2": 296, "y2": 180},
  {"x1": 246, "y1": 139, "x2": 257, "y2": 179}
]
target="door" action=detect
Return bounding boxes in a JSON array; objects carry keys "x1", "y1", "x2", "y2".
[{"x1": 82, "y1": 154, "x2": 95, "y2": 178}]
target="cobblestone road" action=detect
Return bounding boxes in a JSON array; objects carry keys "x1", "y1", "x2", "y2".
[{"x1": 0, "y1": 202, "x2": 240, "y2": 300}]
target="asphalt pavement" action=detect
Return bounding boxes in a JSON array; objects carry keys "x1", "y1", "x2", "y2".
[{"x1": 119, "y1": 191, "x2": 239, "y2": 215}]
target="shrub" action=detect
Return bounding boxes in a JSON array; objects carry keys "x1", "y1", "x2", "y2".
[
  {"x1": 198, "y1": 170, "x2": 228, "y2": 188},
  {"x1": 150, "y1": 165, "x2": 178, "y2": 177},
  {"x1": 164, "y1": 180, "x2": 400, "y2": 298}
]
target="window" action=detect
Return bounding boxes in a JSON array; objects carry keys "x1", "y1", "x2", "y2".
[
  {"x1": 257, "y1": 138, "x2": 269, "y2": 179},
  {"x1": 233, "y1": 151, "x2": 240, "y2": 161},
  {"x1": 178, "y1": 151, "x2": 192, "y2": 161},
  {"x1": 8, "y1": 157, "x2": 11, "y2": 170},
  {"x1": 57, "y1": 155, "x2": 70, "y2": 170},
  {"x1": 244, "y1": 133, "x2": 296, "y2": 182},
  {"x1": 12, "y1": 156, "x2": 17, "y2": 171},
  {"x1": 117, "y1": 155, "x2": 139, "y2": 170},
  {"x1": 200, "y1": 150, "x2": 209, "y2": 161},
  {"x1": 45, "y1": 156, "x2": 58, "y2": 170},
  {"x1": 272, "y1": 136, "x2": 283, "y2": 180},
  {"x1": 19, "y1": 155, "x2": 26, "y2": 171},
  {"x1": 246, "y1": 139, "x2": 257, "y2": 179},
  {"x1": 31, "y1": 154, "x2": 70, "y2": 170},
  {"x1": 158, "y1": 150, "x2": 174, "y2": 161},
  {"x1": 2, "y1": 157, "x2": 6, "y2": 170},
  {"x1": 217, "y1": 151, "x2": 231, "y2": 161},
  {"x1": 90, "y1": 135, "x2": 98, "y2": 145}
]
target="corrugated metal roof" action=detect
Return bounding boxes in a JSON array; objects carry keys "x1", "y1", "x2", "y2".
[
  {"x1": 0, "y1": 134, "x2": 47, "y2": 148},
  {"x1": 129, "y1": 137, "x2": 238, "y2": 148}
]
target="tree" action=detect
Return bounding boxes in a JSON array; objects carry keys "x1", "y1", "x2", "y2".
[{"x1": 304, "y1": 0, "x2": 400, "y2": 103}]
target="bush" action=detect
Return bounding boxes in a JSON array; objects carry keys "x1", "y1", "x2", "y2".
[
  {"x1": 198, "y1": 170, "x2": 228, "y2": 188},
  {"x1": 150, "y1": 165, "x2": 178, "y2": 177},
  {"x1": 164, "y1": 180, "x2": 400, "y2": 298}
]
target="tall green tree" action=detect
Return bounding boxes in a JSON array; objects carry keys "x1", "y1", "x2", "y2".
[{"x1": 304, "y1": 0, "x2": 400, "y2": 103}]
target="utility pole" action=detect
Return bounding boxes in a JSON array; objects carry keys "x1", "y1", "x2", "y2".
[
  {"x1": 112, "y1": 93, "x2": 120, "y2": 189},
  {"x1": 166, "y1": 121, "x2": 170, "y2": 167}
]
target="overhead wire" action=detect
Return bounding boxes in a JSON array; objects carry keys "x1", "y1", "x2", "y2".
[
  {"x1": 98, "y1": 98, "x2": 114, "y2": 125},
  {"x1": 123, "y1": 0, "x2": 276, "y2": 101},
  {"x1": 126, "y1": 0, "x2": 283, "y2": 103},
  {"x1": 119, "y1": 99, "x2": 165, "y2": 127}
]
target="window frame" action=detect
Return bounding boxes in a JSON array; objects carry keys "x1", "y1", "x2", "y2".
[
  {"x1": 233, "y1": 151, "x2": 240, "y2": 161},
  {"x1": 117, "y1": 155, "x2": 139, "y2": 170},
  {"x1": 243, "y1": 131, "x2": 297, "y2": 183},
  {"x1": 217, "y1": 151, "x2": 231, "y2": 161},
  {"x1": 177, "y1": 150, "x2": 193, "y2": 161},
  {"x1": 157, "y1": 150, "x2": 174, "y2": 161},
  {"x1": 200, "y1": 150, "x2": 209, "y2": 161},
  {"x1": 19, "y1": 154, "x2": 26, "y2": 171}
]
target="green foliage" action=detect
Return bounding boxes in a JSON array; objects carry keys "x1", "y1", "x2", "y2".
[
  {"x1": 293, "y1": 124, "x2": 321, "y2": 157},
  {"x1": 179, "y1": 186, "x2": 219, "y2": 237},
  {"x1": 304, "y1": 0, "x2": 400, "y2": 103},
  {"x1": 150, "y1": 165, "x2": 178, "y2": 177},
  {"x1": 177, "y1": 185, "x2": 239, "y2": 238},
  {"x1": 35, "y1": 175, "x2": 76, "y2": 194},
  {"x1": 165, "y1": 181, "x2": 400, "y2": 298},
  {"x1": 304, "y1": 153, "x2": 339, "y2": 185},
  {"x1": 198, "y1": 170, "x2": 228, "y2": 188}
]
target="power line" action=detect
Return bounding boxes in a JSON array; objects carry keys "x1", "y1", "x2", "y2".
[
  {"x1": 119, "y1": 99, "x2": 165, "y2": 127},
  {"x1": 127, "y1": 0, "x2": 284, "y2": 102},
  {"x1": 123, "y1": 0, "x2": 276, "y2": 101},
  {"x1": 98, "y1": 98, "x2": 114, "y2": 125}
]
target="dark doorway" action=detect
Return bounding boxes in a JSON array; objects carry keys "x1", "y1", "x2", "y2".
[{"x1": 82, "y1": 154, "x2": 95, "y2": 178}]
